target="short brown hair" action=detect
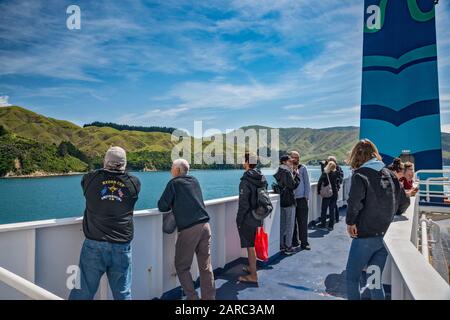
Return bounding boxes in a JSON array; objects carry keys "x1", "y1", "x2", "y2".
[
  {"x1": 387, "y1": 158, "x2": 404, "y2": 173},
  {"x1": 244, "y1": 152, "x2": 258, "y2": 169},
  {"x1": 346, "y1": 139, "x2": 382, "y2": 169}
]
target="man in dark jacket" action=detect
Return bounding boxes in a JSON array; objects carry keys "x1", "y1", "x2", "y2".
[
  {"x1": 158, "y1": 159, "x2": 215, "y2": 300},
  {"x1": 236, "y1": 153, "x2": 268, "y2": 284},
  {"x1": 274, "y1": 155, "x2": 300, "y2": 255},
  {"x1": 345, "y1": 156, "x2": 409, "y2": 300},
  {"x1": 69, "y1": 146, "x2": 141, "y2": 300}
]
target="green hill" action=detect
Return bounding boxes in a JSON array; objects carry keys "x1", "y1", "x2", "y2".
[
  {"x1": 238, "y1": 125, "x2": 359, "y2": 164},
  {"x1": 1, "y1": 105, "x2": 450, "y2": 176},
  {"x1": 0, "y1": 133, "x2": 88, "y2": 176},
  {"x1": 0, "y1": 106, "x2": 176, "y2": 158}
]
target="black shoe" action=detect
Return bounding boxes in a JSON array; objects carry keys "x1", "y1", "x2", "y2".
[
  {"x1": 327, "y1": 226, "x2": 334, "y2": 231},
  {"x1": 317, "y1": 223, "x2": 326, "y2": 229},
  {"x1": 301, "y1": 244, "x2": 311, "y2": 250},
  {"x1": 282, "y1": 248, "x2": 295, "y2": 255}
]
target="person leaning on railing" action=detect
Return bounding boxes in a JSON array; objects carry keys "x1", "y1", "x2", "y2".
[
  {"x1": 399, "y1": 161, "x2": 418, "y2": 197},
  {"x1": 157, "y1": 159, "x2": 216, "y2": 300},
  {"x1": 345, "y1": 139, "x2": 410, "y2": 300},
  {"x1": 69, "y1": 146, "x2": 141, "y2": 300}
]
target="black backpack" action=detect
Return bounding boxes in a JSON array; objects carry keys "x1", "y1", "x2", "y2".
[{"x1": 251, "y1": 187, "x2": 273, "y2": 221}]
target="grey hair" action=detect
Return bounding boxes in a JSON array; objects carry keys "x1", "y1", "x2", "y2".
[{"x1": 173, "y1": 158, "x2": 190, "y2": 175}]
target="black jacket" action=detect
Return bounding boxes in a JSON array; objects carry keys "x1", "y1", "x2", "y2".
[
  {"x1": 317, "y1": 170, "x2": 340, "y2": 197},
  {"x1": 346, "y1": 167, "x2": 410, "y2": 238},
  {"x1": 274, "y1": 166, "x2": 300, "y2": 207},
  {"x1": 320, "y1": 161, "x2": 344, "y2": 191},
  {"x1": 236, "y1": 169, "x2": 268, "y2": 228},
  {"x1": 158, "y1": 175, "x2": 209, "y2": 231},
  {"x1": 82, "y1": 169, "x2": 141, "y2": 243}
]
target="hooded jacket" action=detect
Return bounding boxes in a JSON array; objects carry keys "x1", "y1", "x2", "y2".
[
  {"x1": 346, "y1": 158, "x2": 410, "y2": 238},
  {"x1": 274, "y1": 165, "x2": 300, "y2": 207},
  {"x1": 236, "y1": 169, "x2": 268, "y2": 228}
]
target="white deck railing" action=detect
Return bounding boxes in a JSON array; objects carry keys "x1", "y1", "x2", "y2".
[
  {"x1": 0, "y1": 266, "x2": 62, "y2": 300},
  {"x1": 383, "y1": 197, "x2": 450, "y2": 300}
]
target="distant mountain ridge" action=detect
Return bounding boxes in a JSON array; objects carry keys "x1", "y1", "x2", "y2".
[
  {"x1": 1, "y1": 106, "x2": 450, "y2": 176},
  {"x1": 83, "y1": 121, "x2": 176, "y2": 134}
]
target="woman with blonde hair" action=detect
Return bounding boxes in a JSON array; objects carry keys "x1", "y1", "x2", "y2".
[
  {"x1": 317, "y1": 161, "x2": 340, "y2": 231},
  {"x1": 345, "y1": 139, "x2": 409, "y2": 300}
]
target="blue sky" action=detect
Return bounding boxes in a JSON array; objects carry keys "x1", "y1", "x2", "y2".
[{"x1": 0, "y1": 0, "x2": 449, "y2": 133}]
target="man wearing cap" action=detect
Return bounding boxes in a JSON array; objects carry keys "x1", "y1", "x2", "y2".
[{"x1": 69, "y1": 146, "x2": 141, "y2": 300}]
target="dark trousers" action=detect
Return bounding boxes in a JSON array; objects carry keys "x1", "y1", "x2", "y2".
[
  {"x1": 292, "y1": 198, "x2": 309, "y2": 247},
  {"x1": 320, "y1": 195, "x2": 337, "y2": 228}
]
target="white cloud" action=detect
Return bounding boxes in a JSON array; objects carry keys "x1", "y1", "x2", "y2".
[
  {"x1": 117, "y1": 106, "x2": 190, "y2": 124},
  {"x1": 325, "y1": 106, "x2": 360, "y2": 115},
  {"x1": 282, "y1": 104, "x2": 305, "y2": 110},
  {"x1": 164, "y1": 79, "x2": 297, "y2": 110},
  {"x1": 0, "y1": 95, "x2": 12, "y2": 107}
]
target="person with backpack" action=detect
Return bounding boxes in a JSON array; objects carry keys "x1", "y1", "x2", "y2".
[
  {"x1": 69, "y1": 146, "x2": 141, "y2": 300},
  {"x1": 317, "y1": 161, "x2": 340, "y2": 231},
  {"x1": 273, "y1": 155, "x2": 300, "y2": 255},
  {"x1": 345, "y1": 139, "x2": 410, "y2": 300},
  {"x1": 236, "y1": 153, "x2": 271, "y2": 284}
]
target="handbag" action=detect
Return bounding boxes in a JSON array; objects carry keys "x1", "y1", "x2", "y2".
[
  {"x1": 162, "y1": 211, "x2": 177, "y2": 234},
  {"x1": 255, "y1": 226, "x2": 269, "y2": 262},
  {"x1": 320, "y1": 173, "x2": 333, "y2": 198}
]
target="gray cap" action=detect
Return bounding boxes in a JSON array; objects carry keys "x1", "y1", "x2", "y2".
[{"x1": 104, "y1": 146, "x2": 127, "y2": 172}]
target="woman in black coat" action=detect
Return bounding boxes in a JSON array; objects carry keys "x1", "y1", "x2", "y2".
[{"x1": 317, "y1": 161, "x2": 340, "y2": 230}]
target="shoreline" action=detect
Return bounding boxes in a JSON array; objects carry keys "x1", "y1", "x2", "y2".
[
  {"x1": 1, "y1": 171, "x2": 87, "y2": 179},
  {"x1": 0, "y1": 164, "x2": 331, "y2": 179}
]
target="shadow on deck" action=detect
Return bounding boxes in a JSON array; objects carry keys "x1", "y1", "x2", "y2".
[
  {"x1": 165, "y1": 207, "x2": 350, "y2": 300},
  {"x1": 212, "y1": 208, "x2": 351, "y2": 300}
]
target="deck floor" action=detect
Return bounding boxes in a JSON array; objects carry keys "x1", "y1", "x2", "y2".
[{"x1": 213, "y1": 208, "x2": 352, "y2": 300}]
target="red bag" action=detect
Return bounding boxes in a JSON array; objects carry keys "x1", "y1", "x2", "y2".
[{"x1": 255, "y1": 226, "x2": 269, "y2": 262}]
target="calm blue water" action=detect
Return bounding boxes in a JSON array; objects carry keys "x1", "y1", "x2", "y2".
[{"x1": 0, "y1": 167, "x2": 350, "y2": 225}]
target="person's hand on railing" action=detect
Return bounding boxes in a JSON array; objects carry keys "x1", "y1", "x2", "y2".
[{"x1": 347, "y1": 224, "x2": 358, "y2": 238}]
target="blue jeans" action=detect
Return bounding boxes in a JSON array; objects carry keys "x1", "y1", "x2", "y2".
[
  {"x1": 69, "y1": 239, "x2": 132, "y2": 300},
  {"x1": 345, "y1": 236, "x2": 387, "y2": 300}
]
